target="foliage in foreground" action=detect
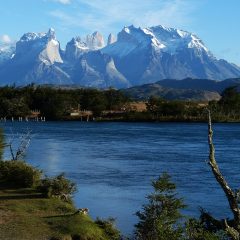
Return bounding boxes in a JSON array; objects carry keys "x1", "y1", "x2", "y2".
[
  {"x1": 38, "y1": 173, "x2": 77, "y2": 200},
  {"x1": 0, "y1": 159, "x2": 119, "y2": 240},
  {"x1": 0, "y1": 160, "x2": 77, "y2": 202},
  {"x1": 0, "y1": 160, "x2": 42, "y2": 188},
  {"x1": 135, "y1": 173, "x2": 228, "y2": 240},
  {"x1": 135, "y1": 173, "x2": 185, "y2": 240},
  {"x1": 0, "y1": 188, "x2": 116, "y2": 240},
  {"x1": 95, "y1": 217, "x2": 121, "y2": 240}
]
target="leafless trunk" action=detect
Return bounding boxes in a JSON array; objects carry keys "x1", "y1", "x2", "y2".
[
  {"x1": 207, "y1": 109, "x2": 240, "y2": 239},
  {"x1": 7, "y1": 129, "x2": 32, "y2": 161}
]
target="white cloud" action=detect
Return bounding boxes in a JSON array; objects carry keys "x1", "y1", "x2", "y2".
[
  {"x1": 77, "y1": 0, "x2": 197, "y2": 28},
  {"x1": 45, "y1": 0, "x2": 71, "y2": 5},
  {"x1": 55, "y1": 0, "x2": 71, "y2": 4},
  {"x1": 49, "y1": 0, "x2": 200, "y2": 36},
  {"x1": 0, "y1": 34, "x2": 12, "y2": 43}
]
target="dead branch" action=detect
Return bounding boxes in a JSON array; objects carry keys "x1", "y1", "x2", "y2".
[
  {"x1": 7, "y1": 129, "x2": 32, "y2": 161},
  {"x1": 207, "y1": 109, "x2": 240, "y2": 239}
]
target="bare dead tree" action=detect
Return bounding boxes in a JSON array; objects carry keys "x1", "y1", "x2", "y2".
[
  {"x1": 7, "y1": 129, "x2": 32, "y2": 161},
  {"x1": 207, "y1": 109, "x2": 240, "y2": 239}
]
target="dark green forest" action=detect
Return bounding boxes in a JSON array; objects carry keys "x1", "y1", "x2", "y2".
[
  {"x1": 0, "y1": 85, "x2": 129, "y2": 120},
  {"x1": 0, "y1": 85, "x2": 240, "y2": 121}
]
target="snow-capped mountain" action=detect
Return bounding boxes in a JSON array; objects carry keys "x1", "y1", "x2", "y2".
[
  {"x1": 65, "y1": 32, "x2": 105, "y2": 62},
  {"x1": 63, "y1": 32, "x2": 129, "y2": 88},
  {"x1": 0, "y1": 28, "x2": 70, "y2": 85},
  {"x1": 102, "y1": 25, "x2": 240, "y2": 86},
  {"x1": 0, "y1": 25, "x2": 240, "y2": 88},
  {"x1": 0, "y1": 42, "x2": 16, "y2": 64},
  {"x1": 16, "y1": 28, "x2": 63, "y2": 65}
]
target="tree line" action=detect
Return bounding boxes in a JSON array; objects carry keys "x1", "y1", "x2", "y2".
[
  {"x1": 136, "y1": 86, "x2": 240, "y2": 122},
  {"x1": 1, "y1": 85, "x2": 240, "y2": 121},
  {"x1": 0, "y1": 85, "x2": 129, "y2": 120}
]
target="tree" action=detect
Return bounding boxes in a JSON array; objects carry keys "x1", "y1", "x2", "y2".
[
  {"x1": 146, "y1": 96, "x2": 164, "y2": 119},
  {"x1": 218, "y1": 86, "x2": 240, "y2": 118},
  {"x1": 105, "y1": 88, "x2": 128, "y2": 110},
  {"x1": 204, "y1": 110, "x2": 240, "y2": 239},
  {"x1": 135, "y1": 173, "x2": 186, "y2": 240}
]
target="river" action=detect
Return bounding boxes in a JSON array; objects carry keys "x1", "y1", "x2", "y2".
[{"x1": 1, "y1": 121, "x2": 240, "y2": 236}]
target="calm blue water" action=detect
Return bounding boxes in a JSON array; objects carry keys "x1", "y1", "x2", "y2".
[{"x1": 1, "y1": 122, "x2": 240, "y2": 235}]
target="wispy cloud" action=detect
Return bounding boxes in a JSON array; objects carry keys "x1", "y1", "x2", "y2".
[
  {"x1": 46, "y1": 0, "x2": 71, "y2": 5},
  {"x1": 78, "y1": 0, "x2": 195, "y2": 28},
  {"x1": 49, "y1": 0, "x2": 200, "y2": 36},
  {"x1": 0, "y1": 34, "x2": 12, "y2": 43}
]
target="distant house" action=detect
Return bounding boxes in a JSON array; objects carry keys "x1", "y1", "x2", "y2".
[{"x1": 28, "y1": 110, "x2": 41, "y2": 118}]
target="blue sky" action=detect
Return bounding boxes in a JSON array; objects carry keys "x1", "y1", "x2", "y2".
[{"x1": 0, "y1": 0, "x2": 240, "y2": 65}]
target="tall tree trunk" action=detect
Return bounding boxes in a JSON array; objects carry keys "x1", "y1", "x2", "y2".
[{"x1": 207, "y1": 110, "x2": 240, "y2": 239}]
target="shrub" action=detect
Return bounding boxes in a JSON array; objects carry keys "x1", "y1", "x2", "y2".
[
  {"x1": 135, "y1": 173, "x2": 186, "y2": 240},
  {"x1": 95, "y1": 217, "x2": 121, "y2": 240},
  {"x1": 38, "y1": 173, "x2": 76, "y2": 200},
  {"x1": 0, "y1": 160, "x2": 42, "y2": 188}
]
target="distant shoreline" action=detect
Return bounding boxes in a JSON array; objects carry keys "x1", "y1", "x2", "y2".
[{"x1": 2, "y1": 118, "x2": 240, "y2": 124}]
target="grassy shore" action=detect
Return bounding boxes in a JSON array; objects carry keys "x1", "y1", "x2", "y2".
[
  {"x1": 0, "y1": 189, "x2": 118, "y2": 240},
  {"x1": 0, "y1": 188, "x2": 118, "y2": 240}
]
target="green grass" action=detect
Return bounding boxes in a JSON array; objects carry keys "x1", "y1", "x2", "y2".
[{"x1": 0, "y1": 188, "x2": 113, "y2": 240}]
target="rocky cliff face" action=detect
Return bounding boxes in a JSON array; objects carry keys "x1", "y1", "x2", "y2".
[
  {"x1": 0, "y1": 25, "x2": 240, "y2": 88},
  {"x1": 102, "y1": 25, "x2": 240, "y2": 86},
  {"x1": 0, "y1": 28, "x2": 70, "y2": 85},
  {"x1": 107, "y1": 33, "x2": 116, "y2": 45}
]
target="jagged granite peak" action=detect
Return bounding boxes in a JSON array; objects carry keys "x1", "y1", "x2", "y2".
[
  {"x1": 102, "y1": 25, "x2": 240, "y2": 85},
  {"x1": 107, "y1": 33, "x2": 116, "y2": 45},
  {"x1": 0, "y1": 28, "x2": 68, "y2": 86},
  {"x1": 102, "y1": 25, "x2": 155, "y2": 58},
  {"x1": 16, "y1": 28, "x2": 62, "y2": 65},
  {"x1": 47, "y1": 27, "x2": 56, "y2": 40},
  {"x1": 1, "y1": 25, "x2": 240, "y2": 88},
  {"x1": 70, "y1": 50, "x2": 130, "y2": 88},
  {"x1": 65, "y1": 37, "x2": 89, "y2": 62},
  {"x1": 147, "y1": 25, "x2": 211, "y2": 56},
  {"x1": 103, "y1": 25, "x2": 211, "y2": 57},
  {"x1": 85, "y1": 31, "x2": 105, "y2": 50},
  {"x1": 65, "y1": 32, "x2": 105, "y2": 61},
  {"x1": 20, "y1": 28, "x2": 56, "y2": 42}
]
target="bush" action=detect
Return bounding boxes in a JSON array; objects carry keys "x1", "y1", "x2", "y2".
[
  {"x1": 38, "y1": 173, "x2": 76, "y2": 200},
  {"x1": 0, "y1": 160, "x2": 42, "y2": 188},
  {"x1": 135, "y1": 173, "x2": 186, "y2": 240},
  {"x1": 95, "y1": 217, "x2": 121, "y2": 240},
  {"x1": 184, "y1": 218, "x2": 225, "y2": 240}
]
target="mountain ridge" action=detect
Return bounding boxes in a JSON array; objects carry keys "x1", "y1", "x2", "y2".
[
  {"x1": 121, "y1": 77, "x2": 240, "y2": 101},
  {"x1": 0, "y1": 25, "x2": 240, "y2": 88}
]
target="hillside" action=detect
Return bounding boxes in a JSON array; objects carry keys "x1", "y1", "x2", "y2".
[{"x1": 121, "y1": 78, "x2": 240, "y2": 101}]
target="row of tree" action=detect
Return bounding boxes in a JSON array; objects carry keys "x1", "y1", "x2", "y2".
[
  {"x1": 0, "y1": 85, "x2": 129, "y2": 119},
  {"x1": 1, "y1": 85, "x2": 240, "y2": 121},
  {"x1": 144, "y1": 86, "x2": 240, "y2": 122}
]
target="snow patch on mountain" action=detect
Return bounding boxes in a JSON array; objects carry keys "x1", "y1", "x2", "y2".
[
  {"x1": 0, "y1": 42, "x2": 16, "y2": 64},
  {"x1": 102, "y1": 25, "x2": 212, "y2": 58},
  {"x1": 1, "y1": 25, "x2": 240, "y2": 88},
  {"x1": 15, "y1": 28, "x2": 63, "y2": 64}
]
